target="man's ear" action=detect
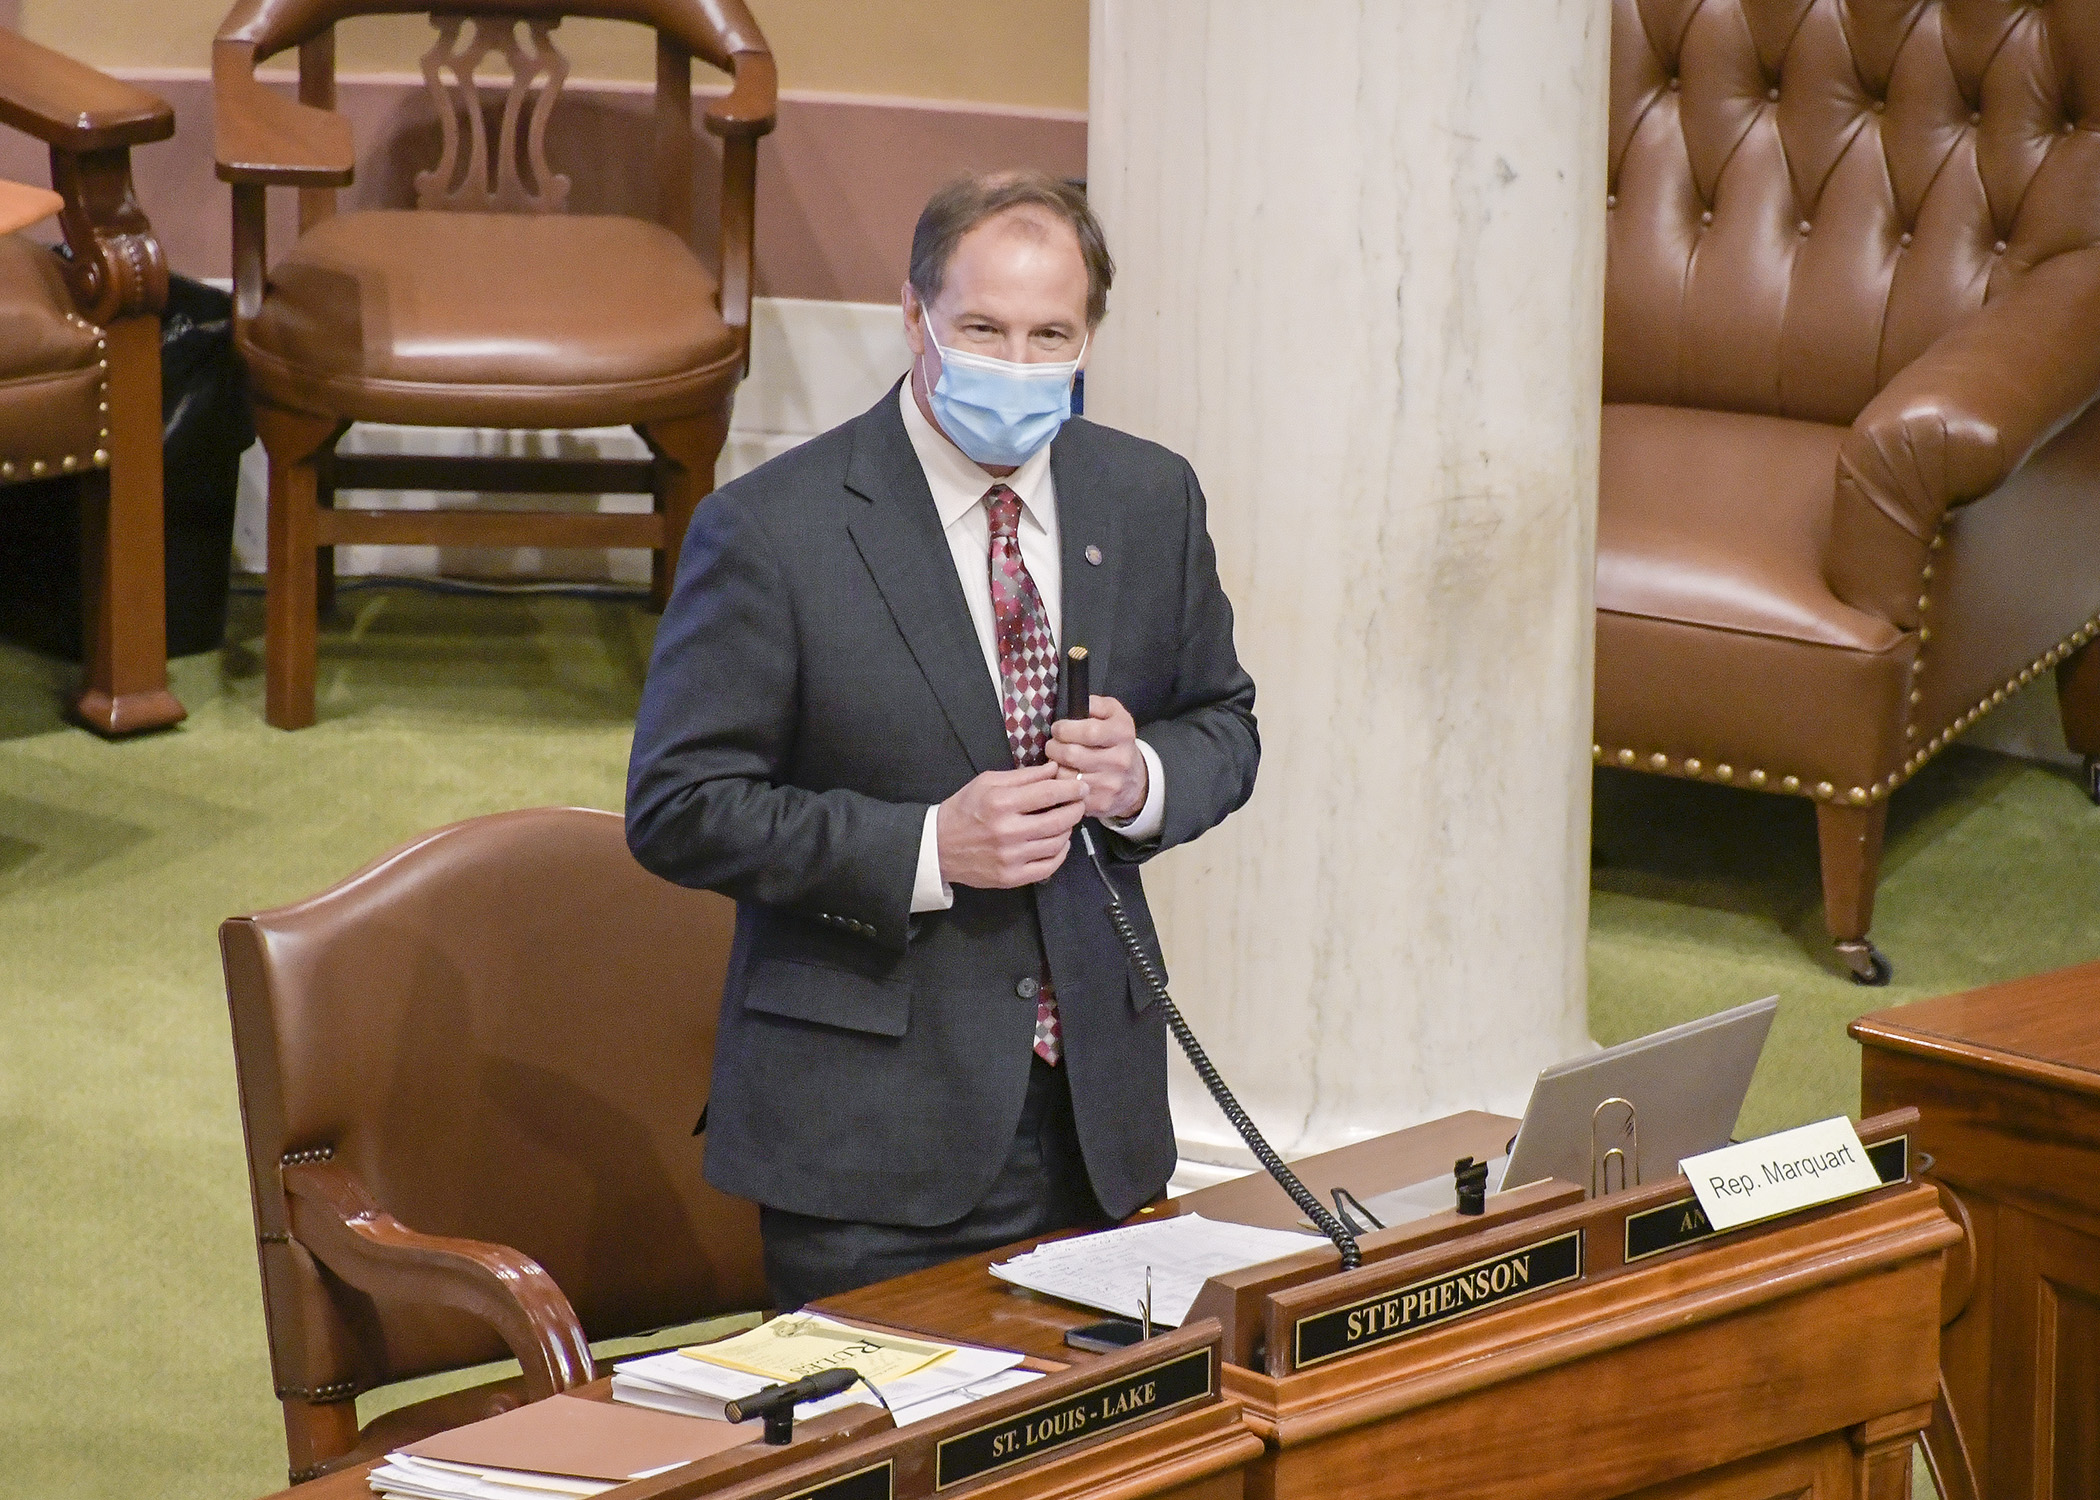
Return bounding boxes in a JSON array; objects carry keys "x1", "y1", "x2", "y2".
[{"x1": 902, "y1": 283, "x2": 924, "y2": 359}]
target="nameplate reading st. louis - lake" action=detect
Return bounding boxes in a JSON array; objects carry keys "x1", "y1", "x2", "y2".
[{"x1": 933, "y1": 1347, "x2": 1212, "y2": 1489}]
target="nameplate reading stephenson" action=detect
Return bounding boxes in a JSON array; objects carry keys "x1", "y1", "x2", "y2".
[
  {"x1": 933, "y1": 1347, "x2": 1212, "y2": 1489},
  {"x1": 1292, "y1": 1229, "x2": 1584, "y2": 1369},
  {"x1": 776, "y1": 1460, "x2": 893, "y2": 1500}
]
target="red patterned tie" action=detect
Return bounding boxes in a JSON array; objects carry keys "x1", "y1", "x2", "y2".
[{"x1": 984, "y1": 484, "x2": 1063, "y2": 1065}]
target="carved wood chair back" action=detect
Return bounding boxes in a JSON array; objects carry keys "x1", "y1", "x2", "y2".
[{"x1": 217, "y1": 0, "x2": 773, "y2": 248}]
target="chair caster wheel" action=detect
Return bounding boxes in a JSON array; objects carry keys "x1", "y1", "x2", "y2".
[
  {"x1": 2086, "y1": 755, "x2": 2100, "y2": 807},
  {"x1": 1837, "y1": 939, "x2": 1892, "y2": 987}
]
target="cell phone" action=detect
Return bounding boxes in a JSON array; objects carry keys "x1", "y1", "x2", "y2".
[{"x1": 1063, "y1": 1318, "x2": 1148, "y2": 1354}]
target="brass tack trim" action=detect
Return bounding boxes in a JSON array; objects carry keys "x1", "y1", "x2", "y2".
[
  {"x1": 92, "y1": 449, "x2": 108, "y2": 466},
  {"x1": 279, "y1": 1145, "x2": 335, "y2": 1166},
  {"x1": 1781, "y1": 775, "x2": 1801, "y2": 792},
  {"x1": 277, "y1": 1380, "x2": 360, "y2": 1404}
]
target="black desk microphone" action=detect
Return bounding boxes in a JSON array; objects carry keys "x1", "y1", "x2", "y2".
[
  {"x1": 1058, "y1": 644, "x2": 1363, "y2": 1271},
  {"x1": 724, "y1": 1367, "x2": 871, "y2": 1443}
]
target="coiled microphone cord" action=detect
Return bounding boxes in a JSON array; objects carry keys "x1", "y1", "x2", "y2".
[{"x1": 1080, "y1": 828, "x2": 1362, "y2": 1271}]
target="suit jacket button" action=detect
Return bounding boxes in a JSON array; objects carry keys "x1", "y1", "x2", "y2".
[{"x1": 1016, "y1": 976, "x2": 1040, "y2": 999}]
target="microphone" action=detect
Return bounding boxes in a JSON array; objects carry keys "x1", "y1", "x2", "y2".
[
  {"x1": 1057, "y1": 644, "x2": 1363, "y2": 1272},
  {"x1": 1063, "y1": 644, "x2": 1090, "y2": 722},
  {"x1": 724, "y1": 1367, "x2": 864, "y2": 1444}
]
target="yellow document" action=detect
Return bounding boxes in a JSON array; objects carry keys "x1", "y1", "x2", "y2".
[{"x1": 679, "y1": 1313, "x2": 956, "y2": 1385}]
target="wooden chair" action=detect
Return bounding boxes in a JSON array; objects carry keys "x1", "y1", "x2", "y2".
[
  {"x1": 220, "y1": 806, "x2": 769, "y2": 1483},
  {"x1": 211, "y1": 0, "x2": 775, "y2": 729},
  {"x1": 0, "y1": 29, "x2": 183, "y2": 734}
]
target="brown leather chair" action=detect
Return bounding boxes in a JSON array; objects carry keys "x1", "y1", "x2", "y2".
[
  {"x1": 0, "y1": 30, "x2": 184, "y2": 734},
  {"x1": 1597, "y1": 0, "x2": 2100, "y2": 983},
  {"x1": 221, "y1": 806, "x2": 767, "y2": 1483},
  {"x1": 211, "y1": 0, "x2": 776, "y2": 729}
]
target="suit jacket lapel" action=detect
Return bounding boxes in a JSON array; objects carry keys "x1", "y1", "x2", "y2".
[
  {"x1": 1051, "y1": 421, "x2": 1121, "y2": 696},
  {"x1": 844, "y1": 387, "x2": 1014, "y2": 775}
]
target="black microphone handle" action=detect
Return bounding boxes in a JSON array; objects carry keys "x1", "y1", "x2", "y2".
[
  {"x1": 722, "y1": 1366, "x2": 860, "y2": 1423},
  {"x1": 1064, "y1": 644, "x2": 1090, "y2": 723}
]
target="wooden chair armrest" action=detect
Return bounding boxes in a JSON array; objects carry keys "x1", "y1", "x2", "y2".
[
  {"x1": 282, "y1": 1160, "x2": 595, "y2": 1402},
  {"x1": 212, "y1": 40, "x2": 354, "y2": 187},
  {"x1": 0, "y1": 177, "x2": 61, "y2": 235},
  {"x1": 0, "y1": 28, "x2": 172, "y2": 153},
  {"x1": 703, "y1": 50, "x2": 777, "y2": 140}
]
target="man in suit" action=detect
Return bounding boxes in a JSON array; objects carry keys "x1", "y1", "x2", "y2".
[{"x1": 627, "y1": 171, "x2": 1258, "y2": 1311}]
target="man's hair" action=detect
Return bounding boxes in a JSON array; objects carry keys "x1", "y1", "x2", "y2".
[{"x1": 909, "y1": 171, "x2": 1114, "y2": 328}]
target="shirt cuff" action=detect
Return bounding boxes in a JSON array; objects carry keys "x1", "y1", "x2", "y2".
[
  {"x1": 911, "y1": 804, "x2": 955, "y2": 913},
  {"x1": 1106, "y1": 738, "x2": 1167, "y2": 844}
]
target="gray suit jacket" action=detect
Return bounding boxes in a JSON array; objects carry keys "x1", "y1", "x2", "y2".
[{"x1": 626, "y1": 385, "x2": 1258, "y2": 1224}]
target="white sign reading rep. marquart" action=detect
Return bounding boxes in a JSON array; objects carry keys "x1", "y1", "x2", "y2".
[{"x1": 1681, "y1": 1116, "x2": 1884, "y2": 1233}]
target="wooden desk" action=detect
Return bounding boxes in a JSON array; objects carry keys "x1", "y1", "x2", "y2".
[
  {"x1": 1854, "y1": 964, "x2": 2100, "y2": 1499},
  {"x1": 259, "y1": 1346, "x2": 1261, "y2": 1500},
  {"x1": 825, "y1": 1111, "x2": 1957, "y2": 1500}
]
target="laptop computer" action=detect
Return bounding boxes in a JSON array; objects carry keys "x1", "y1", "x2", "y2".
[{"x1": 1344, "y1": 996, "x2": 1779, "y2": 1228}]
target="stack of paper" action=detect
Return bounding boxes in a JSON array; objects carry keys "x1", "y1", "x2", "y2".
[
  {"x1": 991, "y1": 1214, "x2": 1324, "y2": 1327},
  {"x1": 368, "y1": 1393, "x2": 756, "y2": 1500},
  {"x1": 612, "y1": 1313, "x2": 1040, "y2": 1428}
]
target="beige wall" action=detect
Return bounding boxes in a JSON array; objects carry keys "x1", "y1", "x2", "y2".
[{"x1": 21, "y1": 0, "x2": 1087, "y2": 111}]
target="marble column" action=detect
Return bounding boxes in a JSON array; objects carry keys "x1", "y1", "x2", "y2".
[{"x1": 1086, "y1": 1, "x2": 1609, "y2": 1171}]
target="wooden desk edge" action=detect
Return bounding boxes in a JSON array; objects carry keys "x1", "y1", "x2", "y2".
[{"x1": 1850, "y1": 1016, "x2": 2100, "y2": 1100}]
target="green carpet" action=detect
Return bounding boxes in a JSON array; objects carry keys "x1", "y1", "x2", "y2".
[{"x1": 5, "y1": 583, "x2": 2094, "y2": 1498}]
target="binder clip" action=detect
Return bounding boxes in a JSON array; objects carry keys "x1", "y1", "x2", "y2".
[
  {"x1": 1590, "y1": 1096, "x2": 1640, "y2": 1197},
  {"x1": 1454, "y1": 1156, "x2": 1489, "y2": 1215}
]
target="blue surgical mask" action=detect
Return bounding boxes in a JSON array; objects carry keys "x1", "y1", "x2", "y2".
[{"x1": 921, "y1": 311, "x2": 1089, "y2": 468}]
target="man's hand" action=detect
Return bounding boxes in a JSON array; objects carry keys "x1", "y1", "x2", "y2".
[
  {"x1": 1047, "y1": 696, "x2": 1148, "y2": 821},
  {"x1": 937, "y1": 763, "x2": 1088, "y2": 888}
]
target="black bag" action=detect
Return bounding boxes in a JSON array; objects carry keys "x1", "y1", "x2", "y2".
[{"x1": 0, "y1": 271, "x2": 255, "y2": 660}]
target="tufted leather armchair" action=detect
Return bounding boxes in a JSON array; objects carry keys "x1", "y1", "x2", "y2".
[
  {"x1": 222, "y1": 807, "x2": 768, "y2": 1482},
  {"x1": 0, "y1": 30, "x2": 183, "y2": 734},
  {"x1": 1597, "y1": 0, "x2": 2100, "y2": 983}
]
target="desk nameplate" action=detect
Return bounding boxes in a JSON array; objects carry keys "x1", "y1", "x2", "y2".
[
  {"x1": 1291, "y1": 1229, "x2": 1584, "y2": 1369},
  {"x1": 775, "y1": 1460, "x2": 894, "y2": 1500},
  {"x1": 1624, "y1": 1132, "x2": 1911, "y2": 1265},
  {"x1": 933, "y1": 1345, "x2": 1213, "y2": 1489}
]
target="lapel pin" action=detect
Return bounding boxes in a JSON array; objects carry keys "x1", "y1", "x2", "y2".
[{"x1": 1084, "y1": 544, "x2": 1103, "y2": 566}]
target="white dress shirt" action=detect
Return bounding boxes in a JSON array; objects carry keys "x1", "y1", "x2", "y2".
[{"x1": 901, "y1": 382, "x2": 1167, "y2": 913}]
